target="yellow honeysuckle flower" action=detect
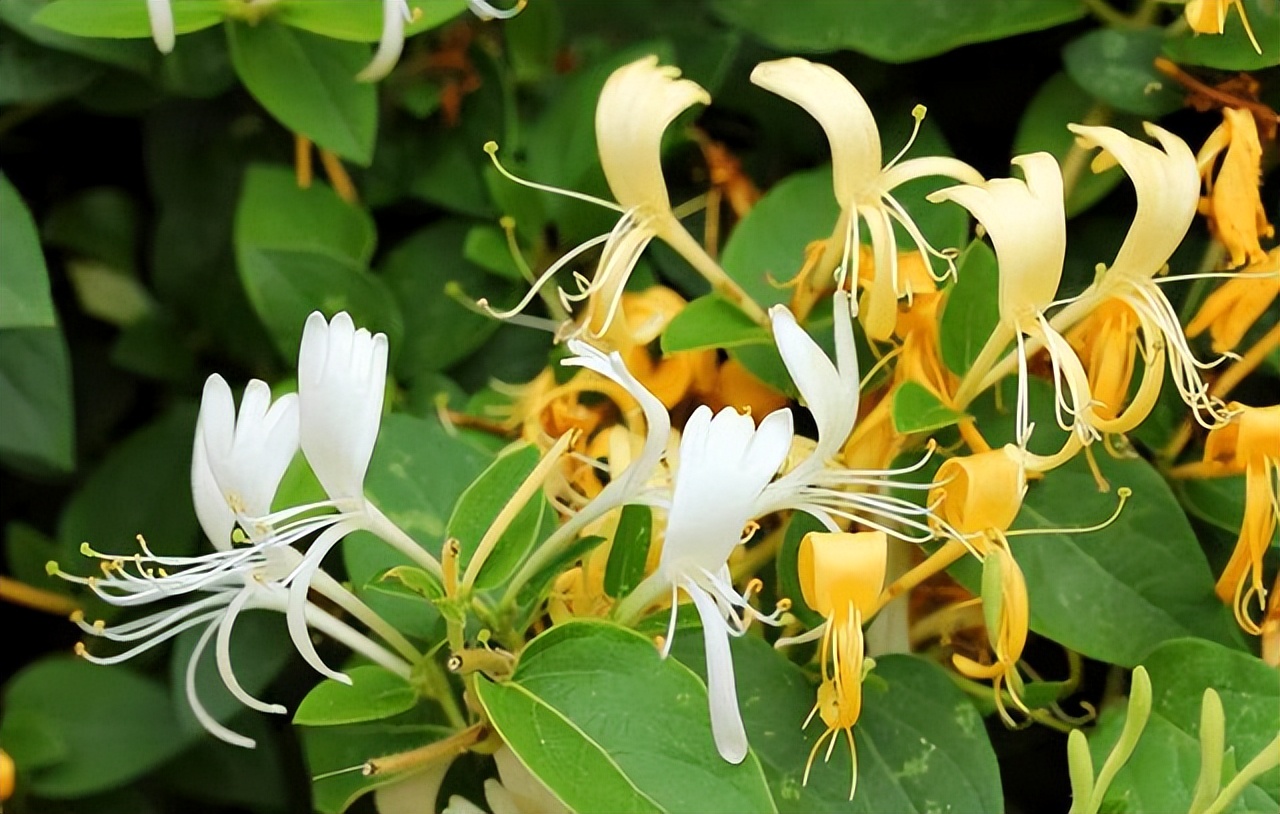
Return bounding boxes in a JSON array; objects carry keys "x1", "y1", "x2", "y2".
[
  {"x1": 1202, "y1": 403, "x2": 1280, "y2": 634},
  {"x1": 751, "y1": 57, "x2": 983, "y2": 343},
  {"x1": 1067, "y1": 299, "x2": 1157, "y2": 425},
  {"x1": 790, "y1": 530, "x2": 888, "y2": 800},
  {"x1": 1185, "y1": 0, "x2": 1263, "y2": 55},
  {"x1": 930, "y1": 153, "x2": 1096, "y2": 462},
  {"x1": 929, "y1": 449, "x2": 1033, "y2": 726},
  {"x1": 1196, "y1": 108, "x2": 1274, "y2": 268},
  {"x1": 1186, "y1": 247, "x2": 1280, "y2": 353},
  {"x1": 1062, "y1": 123, "x2": 1230, "y2": 431},
  {"x1": 484, "y1": 57, "x2": 764, "y2": 338}
]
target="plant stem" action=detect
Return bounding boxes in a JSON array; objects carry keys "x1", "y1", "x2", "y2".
[
  {"x1": 366, "y1": 502, "x2": 444, "y2": 581},
  {"x1": 662, "y1": 219, "x2": 768, "y2": 326}
]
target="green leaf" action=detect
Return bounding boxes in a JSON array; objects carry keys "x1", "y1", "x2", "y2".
[
  {"x1": 475, "y1": 620, "x2": 777, "y2": 813},
  {"x1": 66, "y1": 260, "x2": 156, "y2": 326},
  {"x1": 1013, "y1": 72, "x2": 1132, "y2": 217},
  {"x1": 712, "y1": 0, "x2": 1085, "y2": 61},
  {"x1": 381, "y1": 221, "x2": 513, "y2": 379},
  {"x1": 300, "y1": 711, "x2": 451, "y2": 814},
  {"x1": 939, "y1": 239, "x2": 1000, "y2": 377},
  {"x1": 0, "y1": 173, "x2": 55, "y2": 329},
  {"x1": 1163, "y1": 0, "x2": 1280, "y2": 70},
  {"x1": 504, "y1": 0, "x2": 564, "y2": 83},
  {"x1": 234, "y1": 166, "x2": 399, "y2": 361},
  {"x1": 671, "y1": 636, "x2": 1004, "y2": 813},
  {"x1": 891, "y1": 380, "x2": 966, "y2": 434},
  {"x1": 721, "y1": 165, "x2": 838, "y2": 310},
  {"x1": 235, "y1": 165, "x2": 376, "y2": 264},
  {"x1": 0, "y1": 0, "x2": 155, "y2": 73},
  {"x1": 1062, "y1": 28, "x2": 1183, "y2": 117},
  {"x1": 1087, "y1": 639, "x2": 1280, "y2": 812},
  {"x1": 662, "y1": 294, "x2": 772, "y2": 353},
  {"x1": 2, "y1": 658, "x2": 188, "y2": 798},
  {"x1": 274, "y1": 0, "x2": 468, "y2": 42},
  {"x1": 0, "y1": 327, "x2": 74, "y2": 473},
  {"x1": 374, "y1": 565, "x2": 446, "y2": 602},
  {"x1": 34, "y1": 0, "x2": 224, "y2": 39},
  {"x1": 44, "y1": 186, "x2": 140, "y2": 274},
  {"x1": 295, "y1": 666, "x2": 418, "y2": 727},
  {"x1": 0, "y1": 30, "x2": 101, "y2": 104},
  {"x1": 604, "y1": 505, "x2": 652, "y2": 599},
  {"x1": 952, "y1": 381, "x2": 1245, "y2": 666},
  {"x1": 0, "y1": 708, "x2": 68, "y2": 773},
  {"x1": 58, "y1": 405, "x2": 198, "y2": 558},
  {"x1": 446, "y1": 443, "x2": 547, "y2": 591},
  {"x1": 344, "y1": 415, "x2": 492, "y2": 639},
  {"x1": 226, "y1": 19, "x2": 377, "y2": 164},
  {"x1": 463, "y1": 224, "x2": 524, "y2": 281},
  {"x1": 1175, "y1": 475, "x2": 1280, "y2": 547}
]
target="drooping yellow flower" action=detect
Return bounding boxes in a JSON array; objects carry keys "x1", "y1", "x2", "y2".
[
  {"x1": 1201, "y1": 403, "x2": 1280, "y2": 634},
  {"x1": 1186, "y1": 247, "x2": 1280, "y2": 353},
  {"x1": 929, "y1": 448, "x2": 1033, "y2": 726},
  {"x1": 1067, "y1": 298, "x2": 1165, "y2": 428},
  {"x1": 1185, "y1": 0, "x2": 1263, "y2": 55},
  {"x1": 1196, "y1": 108, "x2": 1274, "y2": 268},
  {"x1": 1061, "y1": 123, "x2": 1229, "y2": 431},
  {"x1": 930, "y1": 153, "x2": 1096, "y2": 463},
  {"x1": 790, "y1": 530, "x2": 888, "y2": 800},
  {"x1": 751, "y1": 57, "x2": 983, "y2": 343},
  {"x1": 485, "y1": 57, "x2": 764, "y2": 337}
]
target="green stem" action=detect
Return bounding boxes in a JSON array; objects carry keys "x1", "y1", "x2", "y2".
[
  {"x1": 417, "y1": 656, "x2": 468, "y2": 730},
  {"x1": 611, "y1": 572, "x2": 670, "y2": 628},
  {"x1": 661, "y1": 219, "x2": 768, "y2": 326}
]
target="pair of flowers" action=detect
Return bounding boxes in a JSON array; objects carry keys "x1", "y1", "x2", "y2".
[{"x1": 56, "y1": 313, "x2": 430, "y2": 747}]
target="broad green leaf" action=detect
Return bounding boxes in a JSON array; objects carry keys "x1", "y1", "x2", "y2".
[
  {"x1": 712, "y1": 0, "x2": 1085, "y2": 61},
  {"x1": 446, "y1": 443, "x2": 547, "y2": 591},
  {"x1": 776, "y1": 511, "x2": 826, "y2": 628},
  {"x1": 463, "y1": 224, "x2": 524, "y2": 281},
  {"x1": 954, "y1": 381, "x2": 1244, "y2": 666},
  {"x1": 0, "y1": 0, "x2": 155, "y2": 72},
  {"x1": 300, "y1": 711, "x2": 451, "y2": 814},
  {"x1": 373, "y1": 565, "x2": 445, "y2": 602},
  {"x1": 0, "y1": 30, "x2": 101, "y2": 103},
  {"x1": 58, "y1": 405, "x2": 199, "y2": 561},
  {"x1": 475, "y1": 620, "x2": 777, "y2": 813},
  {"x1": 0, "y1": 708, "x2": 68, "y2": 772},
  {"x1": 344, "y1": 415, "x2": 492, "y2": 639},
  {"x1": 1013, "y1": 72, "x2": 1132, "y2": 217},
  {"x1": 1163, "y1": 0, "x2": 1280, "y2": 70},
  {"x1": 0, "y1": 327, "x2": 74, "y2": 473},
  {"x1": 2, "y1": 658, "x2": 187, "y2": 798},
  {"x1": 604, "y1": 504, "x2": 652, "y2": 599},
  {"x1": 1062, "y1": 28, "x2": 1183, "y2": 117},
  {"x1": 672, "y1": 636, "x2": 1004, "y2": 813},
  {"x1": 721, "y1": 165, "x2": 839, "y2": 309},
  {"x1": 1088, "y1": 639, "x2": 1280, "y2": 812},
  {"x1": 235, "y1": 167, "x2": 398, "y2": 360},
  {"x1": 662, "y1": 294, "x2": 772, "y2": 353},
  {"x1": 235, "y1": 165, "x2": 375, "y2": 263},
  {"x1": 169, "y1": 612, "x2": 294, "y2": 736},
  {"x1": 275, "y1": 0, "x2": 468, "y2": 42},
  {"x1": 0, "y1": 173, "x2": 55, "y2": 329},
  {"x1": 226, "y1": 19, "x2": 377, "y2": 164},
  {"x1": 34, "y1": 0, "x2": 223, "y2": 39},
  {"x1": 891, "y1": 380, "x2": 966, "y2": 434},
  {"x1": 66, "y1": 260, "x2": 156, "y2": 326},
  {"x1": 381, "y1": 221, "x2": 514, "y2": 379},
  {"x1": 295, "y1": 666, "x2": 418, "y2": 727},
  {"x1": 237, "y1": 247, "x2": 401, "y2": 363},
  {"x1": 504, "y1": 0, "x2": 564, "y2": 83},
  {"x1": 939, "y1": 239, "x2": 1000, "y2": 377}
]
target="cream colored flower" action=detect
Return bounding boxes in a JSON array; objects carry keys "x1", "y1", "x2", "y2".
[{"x1": 751, "y1": 57, "x2": 983, "y2": 341}]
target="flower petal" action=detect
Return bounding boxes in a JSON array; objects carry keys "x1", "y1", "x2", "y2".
[
  {"x1": 356, "y1": 0, "x2": 410, "y2": 82},
  {"x1": 686, "y1": 580, "x2": 748, "y2": 764},
  {"x1": 146, "y1": 0, "x2": 175, "y2": 53}
]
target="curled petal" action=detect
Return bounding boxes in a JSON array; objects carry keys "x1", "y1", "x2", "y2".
[
  {"x1": 147, "y1": 0, "x2": 175, "y2": 53},
  {"x1": 686, "y1": 581, "x2": 748, "y2": 764},
  {"x1": 357, "y1": 0, "x2": 412, "y2": 83}
]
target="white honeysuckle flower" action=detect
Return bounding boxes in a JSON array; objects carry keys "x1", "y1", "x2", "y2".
[
  {"x1": 656, "y1": 404, "x2": 794, "y2": 763},
  {"x1": 755, "y1": 292, "x2": 943, "y2": 541},
  {"x1": 298, "y1": 311, "x2": 388, "y2": 505},
  {"x1": 1063, "y1": 123, "x2": 1230, "y2": 428},
  {"x1": 357, "y1": 0, "x2": 413, "y2": 83},
  {"x1": 443, "y1": 746, "x2": 569, "y2": 814},
  {"x1": 467, "y1": 0, "x2": 527, "y2": 21},
  {"x1": 146, "y1": 0, "x2": 175, "y2": 54},
  {"x1": 929, "y1": 153, "x2": 1097, "y2": 456},
  {"x1": 484, "y1": 56, "x2": 762, "y2": 337},
  {"x1": 193, "y1": 374, "x2": 300, "y2": 550},
  {"x1": 750, "y1": 57, "x2": 984, "y2": 341}
]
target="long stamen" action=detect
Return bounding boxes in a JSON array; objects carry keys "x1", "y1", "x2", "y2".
[
  {"x1": 483, "y1": 142, "x2": 623, "y2": 212},
  {"x1": 883, "y1": 105, "x2": 928, "y2": 171}
]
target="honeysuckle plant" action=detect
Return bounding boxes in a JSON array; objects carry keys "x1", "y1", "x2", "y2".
[{"x1": 3, "y1": 1, "x2": 1279, "y2": 813}]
